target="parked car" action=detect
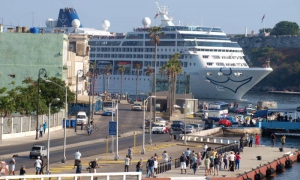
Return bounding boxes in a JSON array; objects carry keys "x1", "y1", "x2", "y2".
[
  {"x1": 229, "y1": 107, "x2": 237, "y2": 113},
  {"x1": 182, "y1": 125, "x2": 196, "y2": 134},
  {"x1": 29, "y1": 144, "x2": 47, "y2": 159},
  {"x1": 190, "y1": 123, "x2": 204, "y2": 131},
  {"x1": 131, "y1": 103, "x2": 143, "y2": 111},
  {"x1": 194, "y1": 110, "x2": 205, "y2": 118},
  {"x1": 218, "y1": 119, "x2": 232, "y2": 127},
  {"x1": 171, "y1": 123, "x2": 184, "y2": 131},
  {"x1": 235, "y1": 108, "x2": 245, "y2": 114},
  {"x1": 155, "y1": 117, "x2": 168, "y2": 125},
  {"x1": 102, "y1": 110, "x2": 115, "y2": 116},
  {"x1": 172, "y1": 120, "x2": 185, "y2": 125},
  {"x1": 152, "y1": 122, "x2": 169, "y2": 134},
  {"x1": 76, "y1": 111, "x2": 87, "y2": 125}
]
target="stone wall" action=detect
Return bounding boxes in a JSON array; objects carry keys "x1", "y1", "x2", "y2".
[{"x1": 231, "y1": 35, "x2": 300, "y2": 49}]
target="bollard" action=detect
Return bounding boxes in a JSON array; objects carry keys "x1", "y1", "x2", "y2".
[
  {"x1": 213, "y1": 139, "x2": 217, "y2": 143},
  {"x1": 220, "y1": 139, "x2": 223, "y2": 144},
  {"x1": 227, "y1": 140, "x2": 230, "y2": 144},
  {"x1": 200, "y1": 137, "x2": 203, "y2": 142},
  {"x1": 207, "y1": 138, "x2": 210, "y2": 142}
]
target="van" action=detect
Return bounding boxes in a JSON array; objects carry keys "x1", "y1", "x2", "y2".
[{"x1": 76, "y1": 111, "x2": 87, "y2": 125}]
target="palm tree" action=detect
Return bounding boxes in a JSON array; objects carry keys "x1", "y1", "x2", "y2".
[
  {"x1": 145, "y1": 65, "x2": 153, "y2": 76},
  {"x1": 105, "y1": 64, "x2": 112, "y2": 92},
  {"x1": 148, "y1": 26, "x2": 164, "y2": 121},
  {"x1": 118, "y1": 66, "x2": 125, "y2": 99},
  {"x1": 135, "y1": 63, "x2": 141, "y2": 101}
]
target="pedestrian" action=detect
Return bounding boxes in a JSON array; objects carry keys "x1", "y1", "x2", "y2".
[
  {"x1": 136, "y1": 158, "x2": 143, "y2": 172},
  {"x1": 223, "y1": 152, "x2": 228, "y2": 170},
  {"x1": 245, "y1": 132, "x2": 249, "y2": 146},
  {"x1": 235, "y1": 153, "x2": 241, "y2": 170},
  {"x1": 189, "y1": 151, "x2": 195, "y2": 168},
  {"x1": 239, "y1": 136, "x2": 244, "y2": 151},
  {"x1": 154, "y1": 153, "x2": 158, "y2": 159},
  {"x1": 146, "y1": 156, "x2": 154, "y2": 178},
  {"x1": 204, "y1": 156, "x2": 211, "y2": 176},
  {"x1": 202, "y1": 143, "x2": 208, "y2": 159},
  {"x1": 75, "y1": 160, "x2": 82, "y2": 180},
  {"x1": 218, "y1": 153, "x2": 223, "y2": 171},
  {"x1": 128, "y1": 146, "x2": 133, "y2": 165},
  {"x1": 196, "y1": 153, "x2": 201, "y2": 169},
  {"x1": 214, "y1": 154, "x2": 219, "y2": 176},
  {"x1": 39, "y1": 125, "x2": 44, "y2": 138},
  {"x1": 255, "y1": 134, "x2": 260, "y2": 147},
  {"x1": 271, "y1": 133, "x2": 276, "y2": 147},
  {"x1": 180, "y1": 152, "x2": 187, "y2": 174},
  {"x1": 74, "y1": 150, "x2": 81, "y2": 169},
  {"x1": 281, "y1": 135, "x2": 286, "y2": 148},
  {"x1": 40, "y1": 157, "x2": 45, "y2": 174},
  {"x1": 34, "y1": 156, "x2": 42, "y2": 175},
  {"x1": 88, "y1": 158, "x2": 100, "y2": 173},
  {"x1": 9, "y1": 155, "x2": 16, "y2": 175},
  {"x1": 185, "y1": 147, "x2": 191, "y2": 167},
  {"x1": 228, "y1": 152, "x2": 235, "y2": 172},
  {"x1": 162, "y1": 150, "x2": 169, "y2": 163},
  {"x1": 169, "y1": 128, "x2": 173, "y2": 141},
  {"x1": 19, "y1": 165, "x2": 26, "y2": 176},
  {"x1": 249, "y1": 134, "x2": 253, "y2": 147},
  {"x1": 168, "y1": 157, "x2": 172, "y2": 170},
  {"x1": 153, "y1": 157, "x2": 158, "y2": 175},
  {"x1": 124, "y1": 155, "x2": 130, "y2": 172},
  {"x1": 191, "y1": 154, "x2": 197, "y2": 174},
  {"x1": 43, "y1": 122, "x2": 47, "y2": 134}
]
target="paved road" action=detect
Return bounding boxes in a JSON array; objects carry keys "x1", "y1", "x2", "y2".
[{"x1": 1, "y1": 103, "x2": 170, "y2": 170}]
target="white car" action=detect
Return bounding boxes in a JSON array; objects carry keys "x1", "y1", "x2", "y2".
[
  {"x1": 152, "y1": 123, "x2": 168, "y2": 134},
  {"x1": 131, "y1": 103, "x2": 143, "y2": 111}
]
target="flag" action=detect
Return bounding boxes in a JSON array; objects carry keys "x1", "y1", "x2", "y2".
[
  {"x1": 261, "y1": 14, "x2": 265, "y2": 23},
  {"x1": 154, "y1": 13, "x2": 159, "y2": 19}
]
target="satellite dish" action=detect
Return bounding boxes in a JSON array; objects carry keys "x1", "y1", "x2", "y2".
[
  {"x1": 142, "y1": 17, "x2": 151, "y2": 27},
  {"x1": 102, "y1": 20, "x2": 110, "y2": 31},
  {"x1": 71, "y1": 19, "x2": 81, "y2": 29}
]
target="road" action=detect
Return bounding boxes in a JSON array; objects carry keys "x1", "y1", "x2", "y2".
[{"x1": 1, "y1": 104, "x2": 169, "y2": 170}]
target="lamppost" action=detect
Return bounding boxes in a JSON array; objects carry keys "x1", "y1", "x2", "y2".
[
  {"x1": 142, "y1": 95, "x2": 155, "y2": 154},
  {"x1": 149, "y1": 96, "x2": 156, "y2": 145},
  {"x1": 45, "y1": 80, "x2": 68, "y2": 163},
  {"x1": 36, "y1": 68, "x2": 47, "y2": 140},
  {"x1": 46, "y1": 98, "x2": 60, "y2": 174},
  {"x1": 114, "y1": 101, "x2": 119, "y2": 160},
  {"x1": 75, "y1": 69, "x2": 84, "y2": 132}
]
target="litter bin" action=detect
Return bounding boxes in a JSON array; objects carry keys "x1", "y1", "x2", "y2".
[
  {"x1": 71, "y1": 120, "x2": 76, "y2": 127},
  {"x1": 62, "y1": 119, "x2": 70, "y2": 128}
]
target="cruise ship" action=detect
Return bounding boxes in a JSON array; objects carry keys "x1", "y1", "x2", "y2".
[{"x1": 43, "y1": 2, "x2": 273, "y2": 100}]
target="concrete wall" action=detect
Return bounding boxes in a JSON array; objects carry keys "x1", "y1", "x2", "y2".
[
  {"x1": 223, "y1": 127, "x2": 261, "y2": 136},
  {"x1": 0, "y1": 33, "x2": 68, "y2": 90},
  {"x1": 258, "y1": 122, "x2": 300, "y2": 130}
]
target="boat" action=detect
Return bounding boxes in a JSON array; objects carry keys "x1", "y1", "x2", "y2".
[{"x1": 41, "y1": 2, "x2": 273, "y2": 100}]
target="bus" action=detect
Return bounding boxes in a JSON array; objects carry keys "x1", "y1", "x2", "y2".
[
  {"x1": 103, "y1": 101, "x2": 116, "y2": 112},
  {"x1": 208, "y1": 101, "x2": 229, "y2": 114}
]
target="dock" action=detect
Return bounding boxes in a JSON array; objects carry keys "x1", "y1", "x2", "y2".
[{"x1": 268, "y1": 91, "x2": 300, "y2": 95}]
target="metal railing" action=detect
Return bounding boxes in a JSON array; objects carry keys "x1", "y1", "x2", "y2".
[
  {"x1": 156, "y1": 160, "x2": 172, "y2": 174},
  {"x1": 0, "y1": 172, "x2": 142, "y2": 180}
]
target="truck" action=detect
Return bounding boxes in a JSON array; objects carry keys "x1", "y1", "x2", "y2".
[{"x1": 29, "y1": 144, "x2": 47, "y2": 159}]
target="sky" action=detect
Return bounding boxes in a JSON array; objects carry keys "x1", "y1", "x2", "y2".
[{"x1": 0, "y1": 0, "x2": 299, "y2": 34}]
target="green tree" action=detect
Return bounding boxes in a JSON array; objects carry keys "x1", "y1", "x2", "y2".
[
  {"x1": 118, "y1": 66, "x2": 126, "y2": 97},
  {"x1": 272, "y1": 21, "x2": 299, "y2": 36}
]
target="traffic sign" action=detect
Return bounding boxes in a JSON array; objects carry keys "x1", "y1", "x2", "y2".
[{"x1": 109, "y1": 121, "x2": 117, "y2": 135}]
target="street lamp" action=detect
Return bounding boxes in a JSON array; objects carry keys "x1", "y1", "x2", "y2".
[
  {"x1": 46, "y1": 98, "x2": 60, "y2": 174},
  {"x1": 75, "y1": 69, "x2": 84, "y2": 132},
  {"x1": 114, "y1": 101, "x2": 119, "y2": 160},
  {"x1": 149, "y1": 96, "x2": 156, "y2": 145},
  {"x1": 45, "y1": 80, "x2": 68, "y2": 163},
  {"x1": 142, "y1": 95, "x2": 155, "y2": 154},
  {"x1": 36, "y1": 68, "x2": 47, "y2": 140}
]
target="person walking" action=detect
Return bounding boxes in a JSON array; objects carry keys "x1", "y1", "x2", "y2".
[
  {"x1": 249, "y1": 134, "x2": 253, "y2": 147},
  {"x1": 255, "y1": 134, "x2": 260, "y2": 147},
  {"x1": 39, "y1": 125, "x2": 44, "y2": 138},
  {"x1": 185, "y1": 148, "x2": 191, "y2": 167},
  {"x1": 9, "y1": 155, "x2": 16, "y2": 175},
  {"x1": 74, "y1": 150, "x2": 81, "y2": 169},
  {"x1": 235, "y1": 153, "x2": 241, "y2": 170},
  {"x1": 146, "y1": 156, "x2": 155, "y2": 178},
  {"x1": 124, "y1": 155, "x2": 130, "y2": 172},
  {"x1": 191, "y1": 154, "x2": 198, "y2": 174},
  {"x1": 128, "y1": 146, "x2": 133, "y2": 165},
  {"x1": 271, "y1": 133, "x2": 276, "y2": 147},
  {"x1": 189, "y1": 151, "x2": 195, "y2": 168},
  {"x1": 34, "y1": 156, "x2": 42, "y2": 175},
  {"x1": 162, "y1": 150, "x2": 169, "y2": 163},
  {"x1": 214, "y1": 154, "x2": 219, "y2": 176},
  {"x1": 169, "y1": 128, "x2": 173, "y2": 141},
  {"x1": 75, "y1": 160, "x2": 82, "y2": 180},
  {"x1": 239, "y1": 137, "x2": 244, "y2": 151},
  {"x1": 153, "y1": 157, "x2": 158, "y2": 175},
  {"x1": 196, "y1": 153, "x2": 202, "y2": 169},
  {"x1": 180, "y1": 152, "x2": 187, "y2": 174},
  {"x1": 228, "y1": 152, "x2": 235, "y2": 172},
  {"x1": 218, "y1": 153, "x2": 223, "y2": 171},
  {"x1": 19, "y1": 165, "x2": 26, "y2": 176},
  {"x1": 281, "y1": 135, "x2": 286, "y2": 148},
  {"x1": 204, "y1": 157, "x2": 211, "y2": 176},
  {"x1": 43, "y1": 122, "x2": 47, "y2": 134},
  {"x1": 223, "y1": 152, "x2": 228, "y2": 170},
  {"x1": 136, "y1": 158, "x2": 143, "y2": 172}
]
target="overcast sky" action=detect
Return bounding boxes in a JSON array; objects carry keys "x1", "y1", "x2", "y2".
[{"x1": 0, "y1": 0, "x2": 299, "y2": 34}]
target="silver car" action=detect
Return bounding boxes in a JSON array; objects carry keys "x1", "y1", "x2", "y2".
[{"x1": 182, "y1": 125, "x2": 196, "y2": 134}]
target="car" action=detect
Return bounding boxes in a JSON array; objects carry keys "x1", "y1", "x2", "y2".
[
  {"x1": 76, "y1": 111, "x2": 87, "y2": 125},
  {"x1": 229, "y1": 107, "x2": 237, "y2": 113},
  {"x1": 172, "y1": 120, "x2": 185, "y2": 125},
  {"x1": 29, "y1": 144, "x2": 47, "y2": 159},
  {"x1": 218, "y1": 119, "x2": 232, "y2": 127},
  {"x1": 190, "y1": 123, "x2": 204, "y2": 131},
  {"x1": 152, "y1": 122, "x2": 169, "y2": 134},
  {"x1": 131, "y1": 103, "x2": 143, "y2": 111},
  {"x1": 171, "y1": 123, "x2": 184, "y2": 131},
  {"x1": 155, "y1": 117, "x2": 168, "y2": 125},
  {"x1": 194, "y1": 110, "x2": 204, "y2": 118},
  {"x1": 182, "y1": 125, "x2": 196, "y2": 134},
  {"x1": 102, "y1": 110, "x2": 116, "y2": 116},
  {"x1": 235, "y1": 108, "x2": 245, "y2": 114}
]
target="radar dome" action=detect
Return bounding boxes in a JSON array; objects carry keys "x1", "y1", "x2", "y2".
[
  {"x1": 102, "y1": 20, "x2": 110, "y2": 31},
  {"x1": 142, "y1": 17, "x2": 151, "y2": 27},
  {"x1": 46, "y1": 18, "x2": 54, "y2": 27},
  {"x1": 71, "y1": 19, "x2": 81, "y2": 28}
]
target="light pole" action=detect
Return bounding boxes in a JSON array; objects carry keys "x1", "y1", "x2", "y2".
[
  {"x1": 36, "y1": 68, "x2": 47, "y2": 140},
  {"x1": 183, "y1": 87, "x2": 187, "y2": 145},
  {"x1": 114, "y1": 101, "x2": 119, "y2": 160},
  {"x1": 75, "y1": 69, "x2": 84, "y2": 132},
  {"x1": 45, "y1": 80, "x2": 68, "y2": 163},
  {"x1": 149, "y1": 96, "x2": 156, "y2": 145},
  {"x1": 142, "y1": 95, "x2": 155, "y2": 154},
  {"x1": 47, "y1": 98, "x2": 60, "y2": 174},
  {"x1": 110, "y1": 100, "x2": 114, "y2": 153}
]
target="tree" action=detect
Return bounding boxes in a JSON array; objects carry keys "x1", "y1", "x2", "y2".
[
  {"x1": 105, "y1": 64, "x2": 112, "y2": 92},
  {"x1": 118, "y1": 66, "x2": 125, "y2": 98},
  {"x1": 148, "y1": 26, "x2": 164, "y2": 121},
  {"x1": 135, "y1": 63, "x2": 141, "y2": 101},
  {"x1": 145, "y1": 65, "x2": 153, "y2": 76},
  {"x1": 272, "y1": 21, "x2": 299, "y2": 36}
]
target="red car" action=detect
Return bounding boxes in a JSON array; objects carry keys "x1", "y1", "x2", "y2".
[
  {"x1": 235, "y1": 108, "x2": 245, "y2": 114},
  {"x1": 218, "y1": 119, "x2": 232, "y2": 127}
]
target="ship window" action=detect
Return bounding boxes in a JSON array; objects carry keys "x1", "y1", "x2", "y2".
[
  {"x1": 243, "y1": 63, "x2": 248, "y2": 66},
  {"x1": 212, "y1": 55, "x2": 220, "y2": 59},
  {"x1": 157, "y1": 49, "x2": 159, "y2": 52},
  {"x1": 173, "y1": 49, "x2": 175, "y2": 52},
  {"x1": 230, "y1": 63, "x2": 236, "y2": 66},
  {"x1": 125, "y1": 78, "x2": 126, "y2": 80},
  {"x1": 194, "y1": 63, "x2": 196, "y2": 66},
  {"x1": 90, "y1": 54, "x2": 95, "y2": 58},
  {"x1": 216, "y1": 63, "x2": 225, "y2": 66},
  {"x1": 222, "y1": 50, "x2": 225, "y2": 52},
  {"x1": 184, "y1": 62, "x2": 187, "y2": 67},
  {"x1": 206, "y1": 62, "x2": 213, "y2": 66},
  {"x1": 226, "y1": 63, "x2": 230, "y2": 66},
  {"x1": 214, "y1": 49, "x2": 217, "y2": 52},
  {"x1": 202, "y1": 55, "x2": 209, "y2": 59}
]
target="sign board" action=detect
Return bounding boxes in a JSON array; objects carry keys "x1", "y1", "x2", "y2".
[{"x1": 109, "y1": 121, "x2": 117, "y2": 135}]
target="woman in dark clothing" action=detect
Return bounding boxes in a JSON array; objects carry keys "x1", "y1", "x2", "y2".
[
  {"x1": 76, "y1": 160, "x2": 82, "y2": 180},
  {"x1": 19, "y1": 165, "x2": 26, "y2": 175}
]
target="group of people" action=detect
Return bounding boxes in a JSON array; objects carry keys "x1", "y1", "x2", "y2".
[
  {"x1": 271, "y1": 133, "x2": 287, "y2": 148},
  {"x1": 38, "y1": 122, "x2": 47, "y2": 138}
]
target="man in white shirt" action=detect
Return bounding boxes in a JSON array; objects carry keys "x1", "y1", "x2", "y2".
[
  {"x1": 229, "y1": 152, "x2": 235, "y2": 171},
  {"x1": 124, "y1": 155, "x2": 130, "y2": 172},
  {"x1": 9, "y1": 155, "x2": 16, "y2": 175},
  {"x1": 34, "y1": 156, "x2": 42, "y2": 175},
  {"x1": 74, "y1": 150, "x2": 82, "y2": 168}
]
